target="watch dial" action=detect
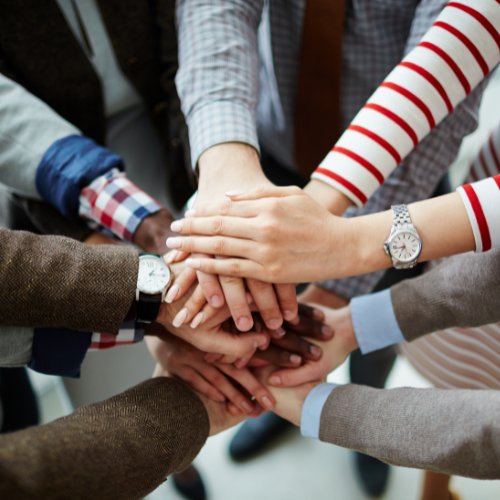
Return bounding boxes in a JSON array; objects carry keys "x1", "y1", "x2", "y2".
[
  {"x1": 389, "y1": 232, "x2": 421, "y2": 263},
  {"x1": 138, "y1": 257, "x2": 171, "y2": 294}
]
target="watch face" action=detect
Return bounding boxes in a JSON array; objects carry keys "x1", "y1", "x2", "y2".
[
  {"x1": 137, "y1": 256, "x2": 171, "y2": 294},
  {"x1": 389, "y1": 231, "x2": 421, "y2": 263}
]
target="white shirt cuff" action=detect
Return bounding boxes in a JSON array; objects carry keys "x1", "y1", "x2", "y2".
[
  {"x1": 351, "y1": 289, "x2": 404, "y2": 354},
  {"x1": 300, "y1": 383, "x2": 338, "y2": 439}
]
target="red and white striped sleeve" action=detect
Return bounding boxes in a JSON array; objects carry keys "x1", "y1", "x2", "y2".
[
  {"x1": 312, "y1": 0, "x2": 500, "y2": 207},
  {"x1": 458, "y1": 119, "x2": 500, "y2": 253}
]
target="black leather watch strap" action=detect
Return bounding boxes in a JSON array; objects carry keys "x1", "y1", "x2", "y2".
[{"x1": 136, "y1": 292, "x2": 162, "y2": 323}]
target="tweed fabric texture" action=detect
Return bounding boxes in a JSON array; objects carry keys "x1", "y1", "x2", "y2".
[
  {"x1": 391, "y1": 248, "x2": 500, "y2": 343},
  {"x1": 319, "y1": 383, "x2": 500, "y2": 479},
  {"x1": 0, "y1": 228, "x2": 138, "y2": 334},
  {"x1": 0, "y1": 377, "x2": 209, "y2": 500}
]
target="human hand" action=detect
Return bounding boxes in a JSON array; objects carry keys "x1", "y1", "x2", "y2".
[
  {"x1": 149, "y1": 335, "x2": 276, "y2": 413},
  {"x1": 266, "y1": 303, "x2": 358, "y2": 388},
  {"x1": 167, "y1": 185, "x2": 353, "y2": 283},
  {"x1": 132, "y1": 209, "x2": 178, "y2": 255},
  {"x1": 181, "y1": 143, "x2": 298, "y2": 332}
]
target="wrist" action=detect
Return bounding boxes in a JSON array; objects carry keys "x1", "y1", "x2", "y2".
[
  {"x1": 197, "y1": 142, "x2": 268, "y2": 202},
  {"x1": 304, "y1": 179, "x2": 352, "y2": 216},
  {"x1": 133, "y1": 209, "x2": 175, "y2": 255}
]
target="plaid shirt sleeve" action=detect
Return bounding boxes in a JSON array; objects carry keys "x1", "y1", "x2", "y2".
[
  {"x1": 175, "y1": 0, "x2": 263, "y2": 169},
  {"x1": 88, "y1": 320, "x2": 145, "y2": 351},
  {"x1": 79, "y1": 168, "x2": 163, "y2": 242}
]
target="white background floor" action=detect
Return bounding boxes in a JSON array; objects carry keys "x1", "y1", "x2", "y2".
[{"x1": 19, "y1": 56, "x2": 500, "y2": 500}]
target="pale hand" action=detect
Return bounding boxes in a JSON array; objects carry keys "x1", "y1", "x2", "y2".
[{"x1": 167, "y1": 185, "x2": 353, "y2": 283}]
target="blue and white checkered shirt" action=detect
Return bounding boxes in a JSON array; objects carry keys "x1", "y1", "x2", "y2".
[{"x1": 176, "y1": 0, "x2": 490, "y2": 298}]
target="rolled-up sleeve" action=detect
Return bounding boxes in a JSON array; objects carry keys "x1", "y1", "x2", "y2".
[{"x1": 175, "y1": 0, "x2": 263, "y2": 169}]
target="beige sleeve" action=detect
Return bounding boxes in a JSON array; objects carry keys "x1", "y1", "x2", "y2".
[
  {"x1": 319, "y1": 384, "x2": 500, "y2": 479},
  {"x1": 391, "y1": 248, "x2": 500, "y2": 342}
]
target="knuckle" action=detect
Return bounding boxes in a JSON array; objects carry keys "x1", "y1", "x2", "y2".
[
  {"x1": 228, "y1": 260, "x2": 241, "y2": 276},
  {"x1": 213, "y1": 237, "x2": 225, "y2": 255},
  {"x1": 210, "y1": 217, "x2": 224, "y2": 235},
  {"x1": 220, "y1": 199, "x2": 233, "y2": 216}
]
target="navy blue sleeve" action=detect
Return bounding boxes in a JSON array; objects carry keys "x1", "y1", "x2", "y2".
[
  {"x1": 29, "y1": 328, "x2": 92, "y2": 378},
  {"x1": 35, "y1": 135, "x2": 124, "y2": 219}
]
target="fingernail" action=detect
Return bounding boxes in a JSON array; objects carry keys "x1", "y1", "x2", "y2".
[
  {"x1": 165, "y1": 284, "x2": 180, "y2": 303},
  {"x1": 321, "y1": 325, "x2": 333, "y2": 336},
  {"x1": 310, "y1": 345, "x2": 322, "y2": 357},
  {"x1": 186, "y1": 258, "x2": 201, "y2": 269},
  {"x1": 170, "y1": 220, "x2": 183, "y2": 232},
  {"x1": 190, "y1": 312, "x2": 205, "y2": 328},
  {"x1": 238, "y1": 317, "x2": 253, "y2": 331},
  {"x1": 261, "y1": 396, "x2": 273, "y2": 409},
  {"x1": 166, "y1": 237, "x2": 182, "y2": 249},
  {"x1": 283, "y1": 310, "x2": 296, "y2": 321},
  {"x1": 173, "y1": 308, "x2": 188, "y2": 327},
  {"x1": 290, "y1": 354, "x2": 302, "y2": 364},
  {"x1": 275, "y1": 327, "x2": 286, "y2": 338},
  {"x1": 267, "y1": 319, "x2": 282, "y2": 330},
  {"x1": 165, "y1": 250, "x2": 177, "y2": 263},
  {"x1": 225, "y1": 190, "x2": 246, "y2": 198},
  {"x1": 269, "y1": 375, "x2": 282, "y2": 386},
  {"x1": 215, "y1": 392, "x2": 226, "y2": 402},
  {"x1": 313, "y1": 309, "x2": 324, "y2": 319},
  {"x1": 210, "y1": 294, "x2": 223, "y2": 307},
  {"x1": 241, "y1": 401, "x2": 253, "y2": 413},
  {"x1": 185, "y1": 209, "x2": 196, "y2": 217}
]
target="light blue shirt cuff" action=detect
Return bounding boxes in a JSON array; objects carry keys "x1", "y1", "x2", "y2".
[
  {"x1": 300, "y1": 383, "x2": 338, "y2": 439},
  {"x1": 351, "y1": 288, "x2": 405, "y2": 355}
]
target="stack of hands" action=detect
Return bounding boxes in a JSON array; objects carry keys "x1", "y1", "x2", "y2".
[{"x1": 143, "y1": 234, "x2": 359, "y2": 437}]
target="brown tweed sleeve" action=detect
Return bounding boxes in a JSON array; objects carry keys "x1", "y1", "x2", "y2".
[
  {"x1": 0, "y1": 377, "x2": 209, "y2": 500},
  {"x1": 391, "y1": 248, "x2": 500, "y2": 343},
  {"x1": 0, "y1": 228, "x2": 139, "y2": 334},
  {"x1": 318, "y1": 384, "x2": 500, "y2": 479}
]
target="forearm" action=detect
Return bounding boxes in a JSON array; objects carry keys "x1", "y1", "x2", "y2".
[
  {"x1": 319, "y1": 384, "x2": 500, "y2": 479},
  {"x1": 333, "y1": 191, "x2": 474, "y2": 280},
  {"x1": 0, "y1": 228, "x2": 138, "y2": 333},
  {"x1": 0, "y1": 378, "x2": 209, "y2": 499}
]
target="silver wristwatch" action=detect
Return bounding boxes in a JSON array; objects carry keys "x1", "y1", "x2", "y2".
[{"x1": 384, "y1": 205, "x2": 422, "y2": 269}]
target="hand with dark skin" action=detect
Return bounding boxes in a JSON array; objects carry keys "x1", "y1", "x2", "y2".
[{"x1": 132, "y1": 209, "x2": 176, "y2": 255}]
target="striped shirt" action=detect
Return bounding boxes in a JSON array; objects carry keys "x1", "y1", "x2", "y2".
[
  {"x1": 314, "y1": 0, "x2": 500, "y2": 212},
  {"x1": 176, "y1": 0, "x2": 491, "y2": 299}
]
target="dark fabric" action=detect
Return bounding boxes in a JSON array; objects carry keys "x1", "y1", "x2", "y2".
[
  {"x1": 30, "y1": 328, "x2": 92, "y2": 378},
  {"x1": 36, "y1": 135, "x2": 124, "y2": 219},
  {"x1": 294, "y1": 0, "x2": 345, "y2": 176},
  {"x1": 0, "y1": 367, "x2": 39, "y2": 433},
  {"x1": 0, "y1": 228, "x2": 138, "y2": 334},
  {"x1": 0, "y1": 378, "x2": 209, "y2": 500},
  {"x1": 0, "y1": 0, "x2": 195, "y2": 209},
  {"x1": 5, "y1": 192, "x2": 93, "y2": 242}
]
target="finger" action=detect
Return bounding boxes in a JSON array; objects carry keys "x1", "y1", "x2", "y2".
[
  {"x1": 227, "y1": 401, "x2": 242, "y2": 416},
  {"x1": 233, "y1": 347, "x2": 257, "y2": 369},
  {"x1": 246, "y1": 278, "x2": 283, "y2": 330},
  {"x1": 165, "y1": 267, "x2": 198, "y2": 303},
  {"x1": 195, "y1": 330, "x2": 268, "y2": 359},
  {"x1": 180, "y1": 285, "x2": 210, "y2": 325},
  {"x1": 298, "y1": 303, "x2": 326, "y2": 322},
  {"x1": 204, "y1": 353, "x2": 223, "y2": 364},
  {"x1": 284, "y1": 314, "x2": 333, "y2": 341},
  {"x1": 216, "y1": 363, "x2": 275, "y2": 411},
  {"x1": 195, "y1": 253, "x2": 225, "y2": 308},
  {"x1": 217, "y1": 257, "x2": 253, "y2": 332},
  {"x1": 186, "y1": 198, "x2": 265, "y2": 218},
  {"x1": 190, "y1": 301, "x2": 219, "y2": 328},
  {"x1": 172, "y1": 365, "x2": 226, "y2": 402},
  {"x1": 253, "y1": 344, "x2": 303, "y2": 368},
  {"x1": 184, "y1": 256, "x2": 267, "y2": 281},
  {"x1": 167, "y1": 235, "x2": 258, "y2": 261},
  {"x1": 268, "y1": 363, "x2": 320, "y2": 387},
  {"x1": 225, "y1": 185, "x2": 303, "y2": 201},
  {"x1": 164, "y1": 250, "x2": 190, "y2": 264},
  {"x1": 200, "y1": 365, "x2": 255, "y2": 414},
  {"x1": 275, "y1": 284, "x2": 298, "y2": 322},
  {"x1": 173, "y1": 216, "x2": 255, "y2": 238},
  {"x1": 272, "y1": 332, "x2": 322, "y2": 360}
]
